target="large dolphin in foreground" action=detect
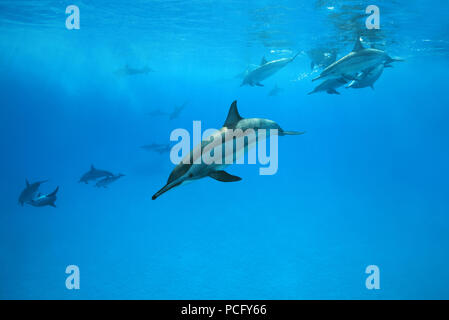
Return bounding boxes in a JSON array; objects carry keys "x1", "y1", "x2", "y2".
[
  {"x1": 152, "y1": 101, "x2": 305, "y2": 200},
  {"x1": 18, "y1": 179, "x2": 48, "y2": 206},
  {"x1": 241, "y1": 53, "x2": 300, "y2": 87},
  {"x1": 79, "y1": 165, "x2": 114, "y2": 184},
  {"x1": 312, "y1": 39, "x2": 403, "y2": 82}
]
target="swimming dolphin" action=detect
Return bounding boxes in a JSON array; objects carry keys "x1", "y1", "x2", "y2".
[
  {"x1": 18, "y1": 179, "x2": 48, "y2": 206},
  {"x1": 169, "y1": 102, "x2": 188, "y2": 120},
  {"x1": 95, "y1": 174, "x2": 125, "y2": 188},
  {"x1": 28, "y1": 186, "x2": 59, "y2": 208},
  {"x1": 79, "y1": 165, "x2": 114, "y2": 184},
  {"x1": 241, "y1": 53, "x2": 300, "y2": 87},
  {"x1": 152, "y1": 100, "x2": 304, "y2": 200},
  {"x1": 141, "y1": 143, "x2": 171, "y2": 154},
  {"x1": 346, "y1": 63, "x2": 390, "y2": 90},
  {"x1": 115, "y1": 65, "x2": 153, "y2": 76},
  {"x1": 268, "y1": 84, "x2": 283, "y2": 96},
  {"x1": 312, "y1": 38, "x2": 403, "y2": 82},
  {"x1": 308, "y1": 77, "x2": 348, "y2": 95}
]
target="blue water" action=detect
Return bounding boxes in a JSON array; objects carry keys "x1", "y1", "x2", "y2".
[{"x1": 1, "y1": 0, "x2": 449, "y2": 299}]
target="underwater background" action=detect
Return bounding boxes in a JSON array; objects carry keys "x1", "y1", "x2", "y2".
[{"x1": 1, "y1": 0, "x2": 449, "y2": 299}]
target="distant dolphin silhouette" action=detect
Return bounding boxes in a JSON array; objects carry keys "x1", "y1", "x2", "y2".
[
  {"x1": 79, "y1": 165, "x2": 114, "y2": 184},
  {"x1": 18, "y1": 179, "x2": 48, "y2": 206},
  {"x1": 115, "y1": 65, "x2": 154, "y2": 76},
  {"x1": 95, "y1": 174, "x2": 125, "y2": 188},
  {"x1": 241, "y1": 53, "x2": 300, "y2": 87},
  {"x1": 29, "y1": 186, "x2": 59, "y2": 208}
]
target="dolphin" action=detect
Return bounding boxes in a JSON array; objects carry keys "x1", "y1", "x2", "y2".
[
  {"x1": 308, "y1": 77, "x2": 348, "y2": 95},
  {"x1": 346, "y1": 63, "x2": 390, "y2": 90},
  {"x1": 312, "y1": 38, "x2": 403, "y2": 82},
  {"x1": 18, "y1": 179, "x2": 48, "y2": 206},
  {"x1": 28, "y1": 186, "x2": 59, "y2": 208},
  {"x1": 268, "y1": 84, "x2": 283, "y2": 96},
  {"x1": 241, "y1": 53, "x2": 300, "y2": 87},
  {"x1": 152, "y1": 100, "x2": 304, "y2": 200},
  {"x1": 141, "y1": 143, "x2": 171, "y2": 154},
  {"x1": 95, "y1": 174, "x2": 125, "y2": 188},
  {"x1": 169, "y1": 102, "x2": 188, "y2": 120},
  {"x1": 115, "y1": 65, "x2": 153, "y2": 76},
  {"x1": 79, "y1": 165, "x2": 114, "y2": 184}
]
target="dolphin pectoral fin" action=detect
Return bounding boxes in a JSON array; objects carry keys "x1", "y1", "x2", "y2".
[
  {"x1": 370, "y1": 85, "x2": 375, "y2": 90},
  {"x1": 50, "y1": 203, "x2": 57, "y2": 208},
  {"x1": 255, "y1": 82, "x2": 264, "y2": 87},
  {"x1": 327, "y1": 89, "x2": 340, "y2": 95},
  {"x1": 209, "y1": 171, "x2": 242, "y2": 182}
]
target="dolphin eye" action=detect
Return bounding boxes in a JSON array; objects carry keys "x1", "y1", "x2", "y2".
[{"x1": 188, "y1": 174, "x2": 193, "y2": 178}]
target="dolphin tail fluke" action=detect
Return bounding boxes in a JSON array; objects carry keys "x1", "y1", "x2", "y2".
[
  {"x1": 280, "y1": 130, "x2": 306, "y2": 136},
  {"x1": 48, "y1": 186, "x2": 59, "y2": 197},
  {"x1": 209, "y1": 171, "x2": 242, "y2": 182}
]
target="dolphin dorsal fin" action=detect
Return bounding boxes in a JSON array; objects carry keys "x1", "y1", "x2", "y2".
[
  {"x1": 223, "y1": 101, "x2": 243, "y2": 129},
  {"x1": 353, "y1": 38, "x2": 365, "y2": 52},
  {"x1": 26, "y1": 179, "x2": 30, "y2": 187},
  {"x1": 260, "y1": 56, "x2": 268, "y2": 65},
  {"x1": 91, "y1": 164, "x2": 95, "y2": 170}
]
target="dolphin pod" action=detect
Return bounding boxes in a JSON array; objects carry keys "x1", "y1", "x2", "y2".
[
  {"x1": 152, "y1": 100, "x2": 305, "y2": 200},
  {"x1": 310, "y1": 38, "x2": 403, "y2": 94}
]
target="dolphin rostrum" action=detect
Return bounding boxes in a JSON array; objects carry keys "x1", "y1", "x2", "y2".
[
  {"x1": 241, "y1": 53, "x2": 300, "y2": 87},
  {"x1": 28, "y1": 186, "x2": 59, "y2": 208},
  {"x1": 79, "y1": 165, "x2": 114, "y2": 184},
  {"x1": 18, "y1": 179, "x2": 48, "y2": 206},
  {"x1": 95, "y1": 174, "x2": 125, "y2": 188},
  {"x1": 152, "y1": 100, "x2": 304, "y2": 200},
  {"x1": 312, "y1": 38, "x2": 403, "y2": 82}
]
